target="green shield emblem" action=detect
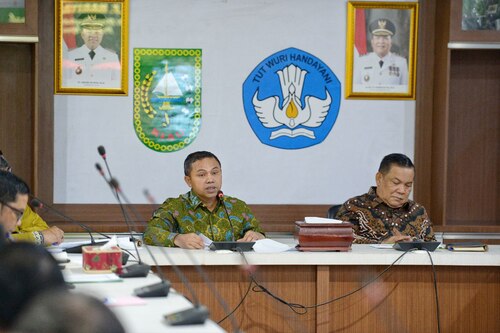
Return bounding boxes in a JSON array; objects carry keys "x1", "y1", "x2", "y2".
[{"x1": 133, "y1": 48, "x2": 202, "y2": 152}]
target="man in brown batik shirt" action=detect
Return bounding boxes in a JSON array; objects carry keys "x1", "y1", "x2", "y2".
[{"x1": 336, "y1": 153, "x2": 435, "y2": 244}]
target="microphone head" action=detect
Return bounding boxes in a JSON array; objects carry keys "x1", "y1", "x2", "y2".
[
  {"x1": 217, "y1": 191, "x2": 224, "y2": 200},
  {"x1": 95, "y1": 162, "x2": 105, "y2": 176},
  {"x1": 143, "y1": 189, "x2": 156, "y2": 204},
  {"x1": 30, "y1": 198, "x2": 43, "y2": 208},
  {"x1": 109, "y1": 178, "x2": 120, "y2": 191},
  {"x1": 97, "y1": 145, "x2": 106, "y2": 158}
]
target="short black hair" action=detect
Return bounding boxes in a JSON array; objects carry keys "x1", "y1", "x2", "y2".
[
  {"x1": 378, "y1": 153, "x2": 414, "y2": 175},
  {"x1": 0, "y1": 242, "x2": 66, "y2": 329},
  {"x1": 184, "y1": 151, "x2": 221, "y2": 176},
  {"x1": 0, "y1": 150, "x2": 12, "y2": 172},
  {"x1": 0, "y1": 171, "x2": 29, "y2": 205},
  {"x1": 12, "y1": 290, "x2": 125, "y2": 333}
]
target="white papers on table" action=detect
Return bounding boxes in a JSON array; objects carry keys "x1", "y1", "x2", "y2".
[
  {"x1": 304, "y1": 216, "x2": 343, "y2": 224},
  {"x1": 64, "y1": 272, "x2": 122, "y2": 284},
  {"x1": 115, "y1": 236, "x2": 137, "y2": 250},
  {"x1": 253, "y1": 239, "x2": 292, "y2": 253},
  {"x1": 369, "y1": 244, "x2": 394, "y2": 249},
  {"x1": 104, "y1": 296, "x2": 147, "y2": 307},
  {"x1": 52, "y1": 236, "x2": 137, "y2": 251},
  {"x1": 56, "y1": 241, "x2": 92, "y2": 250}
]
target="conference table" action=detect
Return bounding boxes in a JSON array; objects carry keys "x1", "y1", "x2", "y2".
[
  {"x1": 63, "y1": 252, "x2": 225, "y2": 333},
  {"x1": 136, "y1": 235, "x2": 499, "y2": 333},
  {"x1": 62, "y1": 235, "x2": 499, "y2": 333}
]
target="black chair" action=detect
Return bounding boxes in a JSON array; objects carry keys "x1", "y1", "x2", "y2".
[{"x1": 327, "y1": 204, "x2": 342, "y2": 219}]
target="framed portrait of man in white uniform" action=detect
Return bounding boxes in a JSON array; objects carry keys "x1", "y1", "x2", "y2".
[
  {"x1": 54, "y1": 0, "x2": 128, "y2": 95},
  {"x1": 345, "y1": 2, "x2": 418, "y2": 100}
]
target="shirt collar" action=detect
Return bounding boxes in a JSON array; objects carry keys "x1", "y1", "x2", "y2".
[
  {"x1": 184, "y1": 190, "x2": 201, "y2": 208},
  {"x1": 184, "y1": 190, "x2": 221, "y2": 211},
  {"x1": 377, "y1": 52, "x2": 392, "y2": 62},
  {"x1": 82, "y1": 45, "x2": 103, "y2": 53}
]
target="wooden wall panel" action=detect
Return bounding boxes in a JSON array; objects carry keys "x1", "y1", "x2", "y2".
[
  {"x1": 39, "y1": 203, "x2": 331, "y2": 234},
  {"x1": 156, "y1": 264, "x2": 499, "y2": 333},
  {"x1": 36, "y1": 0, "x2": 55, "y2": 202},
  {"x1": 446, "y1": 49, "x2": 500, "y2": 225},
  {"x1": 160, "y1": 265, "x2": 317, "y2": 333},
  {"x1": 414, "y1": 0, "x2": 436, "y2": 217},
  {"x1": 0, "y1": 43, "x2": 34, "y2": 187},
  {"x1": 329, "y1": 266, "x2": 439, "y2": 333},
  {"x1": 428, "y1": 0, "x2": 451, "y2": 227}
]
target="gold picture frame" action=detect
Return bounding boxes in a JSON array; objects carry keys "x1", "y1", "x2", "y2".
[
  {"x1": 345, "y1": 1, "x2": 418, "y2": 100},
  {"x1": 54, "y1": 0, "x2": 128, "y2": 95}
]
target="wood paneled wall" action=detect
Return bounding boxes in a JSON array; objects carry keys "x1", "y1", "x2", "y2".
[
  {"x1": 159, "y1": 264, "x2": 500, "y2": 333},
  {"x1": 10, "y1": 0, "x2": 500, "y2": 233},
  {"x1": 39, "y1": 204, "x2": 331, "y2": 234},
  {"x1": 0, "y1": 44, "x2": 34, "y2": 186},
  {"x1": 446, "y1": 49, "x2": 500, "y2": 225}
]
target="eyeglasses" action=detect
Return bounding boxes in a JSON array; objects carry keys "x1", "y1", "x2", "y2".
[{"x1": 0, "y1": 201, "x2": 24, "y2": 221}]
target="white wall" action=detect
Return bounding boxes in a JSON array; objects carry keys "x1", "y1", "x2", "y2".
[{"x1": 54, "y1": 0, "x2": 416, "y2": 205}]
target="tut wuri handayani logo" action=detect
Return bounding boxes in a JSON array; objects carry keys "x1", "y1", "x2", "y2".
[{"x1": 243, "y1": 47, "x2": 341, "y2": 149}]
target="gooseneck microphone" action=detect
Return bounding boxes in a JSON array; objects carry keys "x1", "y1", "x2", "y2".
[
  {"x1": 103, "y1": 178, "x2": 170, "y2": 297},
  {"x1": 97, "y1": 145, "x2": 112, "y2": 178},
  {"x1": 159, "y1": 246, "x2": 209, "y2": 326},
  {"x1": 142, "y1": 189, "x2": 212, "y2": 326},
  {"x1": 30, "y1": 197, "x2": 110, "y2": 252},
  {"x1": 143, "y1": 189, "x2": 243, "y2": 331},
  {"x1": 218, "y1": 191, "x2": 235, "y2": 241},
  {"x1": 143, "y1": 189, "x2": 158, "y2": 210},
  {"x1": 95, "y1": 148, "x2": 150, "y2": 279},
  {"x1": 209, "y1": 191, "x2": 255, "y2": 252}
]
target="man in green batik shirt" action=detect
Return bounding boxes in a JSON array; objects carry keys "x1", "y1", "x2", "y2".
[{"x1": 144, "y1": 151, "x2": 265, "y2": 249}]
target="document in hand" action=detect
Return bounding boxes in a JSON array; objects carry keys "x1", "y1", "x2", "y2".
[{"x1": 446, "y1": 242, "x2": 488, "y2": 252}]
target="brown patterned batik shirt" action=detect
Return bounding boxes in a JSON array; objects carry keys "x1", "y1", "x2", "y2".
[{"x1": 335, "y1": 187, "x2": 435, "y2": 244}]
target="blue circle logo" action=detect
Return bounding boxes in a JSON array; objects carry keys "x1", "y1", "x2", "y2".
[{"x1": 243, "y1": 47, "x2": 341, "y2": 149}]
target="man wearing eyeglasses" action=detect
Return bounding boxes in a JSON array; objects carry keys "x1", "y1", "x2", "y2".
[
  {"x1": 0, "y1": 171, "x2": 29, "y2": 239},
  {"x1": 0, "y1": 152, "x2": 64, "y2": 245}
]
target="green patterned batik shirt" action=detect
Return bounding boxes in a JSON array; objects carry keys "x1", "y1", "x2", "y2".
[{"x1": 144, "y1": 191, "x2": 264, "y2": 247}]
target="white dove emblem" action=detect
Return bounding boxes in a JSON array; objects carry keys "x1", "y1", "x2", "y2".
[{"x1": 252, "y1": 64, "x2": 332, "y2": 139}]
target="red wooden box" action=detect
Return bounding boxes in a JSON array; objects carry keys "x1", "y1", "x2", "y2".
[
  {"x1": 82, "y1": 245, "x2": 122, "y2": 273},
  {"x1": 295, "y1": 221, "x2": 354, "y2": 251}
]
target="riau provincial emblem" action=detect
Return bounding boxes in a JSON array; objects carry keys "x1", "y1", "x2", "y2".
[
  {"x1": 243, "y1": 48, "x2": 341, "y2": 149},
  {"x1": 133, "y1": 48, "x2": 202, "y2": 152}
]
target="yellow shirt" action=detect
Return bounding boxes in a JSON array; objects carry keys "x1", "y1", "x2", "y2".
[{"x1": 11, "y1": 205, "x2": 49, "y2": 244}]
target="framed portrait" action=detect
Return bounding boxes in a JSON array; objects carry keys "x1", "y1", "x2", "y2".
[
  {"x1": 54, "y1": 0, "x2": 128, "y2": 95},
  {"x1": 345, "y1": 2, "x2": 419, "y2": 100},
  {"x1": 0, "y1": 0, "x2": 37, "y2": 36}
]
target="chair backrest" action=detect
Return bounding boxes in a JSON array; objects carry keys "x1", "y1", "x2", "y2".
[{"x1": 327, "y1": 204, "x2": 342, "y2": 219}]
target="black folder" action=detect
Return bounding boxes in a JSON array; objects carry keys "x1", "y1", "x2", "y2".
[{"x1": 209, "y1": 241, "x2": 255, "y2": 252}]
